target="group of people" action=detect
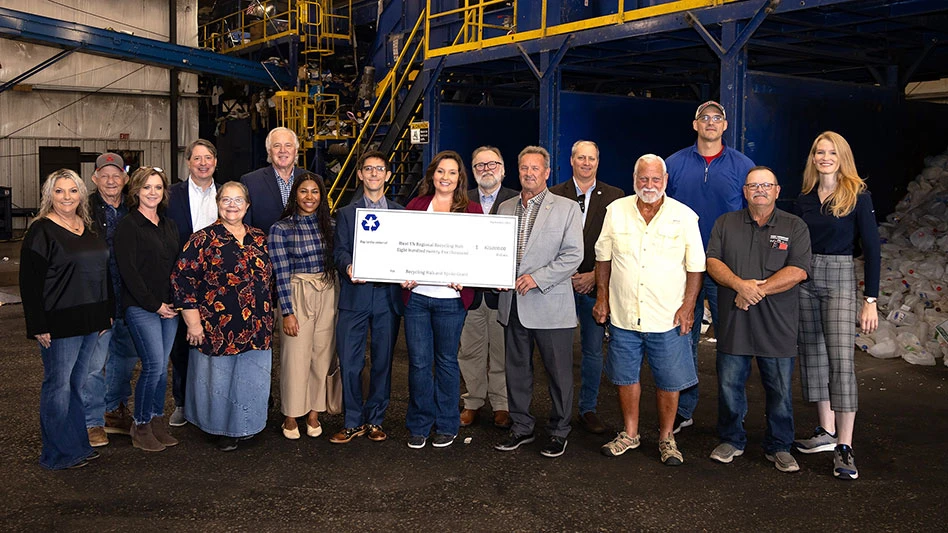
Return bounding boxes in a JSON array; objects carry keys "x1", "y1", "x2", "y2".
[{"x1": 21, "y1": 105, "x2": 879, "y2": 481}]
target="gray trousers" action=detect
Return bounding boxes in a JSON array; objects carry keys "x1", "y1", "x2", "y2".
[
  {"x1": 504, "y1": 295, "x2": 575, "y2": 438},
  {"x1": 458, "y1": 300, "x2": 508, "y2": 411}
]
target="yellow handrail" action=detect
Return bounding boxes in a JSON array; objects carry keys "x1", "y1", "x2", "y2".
[
  {"x1": 326, "y1": 8, "x2": 428, "y2": 210},
  {"x1": 424, "y1": 0, "x2": 736, "y2": 59}
]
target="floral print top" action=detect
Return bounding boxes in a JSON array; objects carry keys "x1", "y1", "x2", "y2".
[{"x1": 172, "y1": 222, "x2": 274, "y2": 356}]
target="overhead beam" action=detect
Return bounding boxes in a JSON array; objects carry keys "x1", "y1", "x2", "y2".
[
  {"x1": 0, "y1": 7, "x2": 293, "y2": 88},
  {"x1": 0, "y1": 46, "x2": 79, "y2": 94}
]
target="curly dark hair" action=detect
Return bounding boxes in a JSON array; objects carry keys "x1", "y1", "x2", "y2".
[{"x1": 278, "y1": 172, "x2": 335, "y2": 281}]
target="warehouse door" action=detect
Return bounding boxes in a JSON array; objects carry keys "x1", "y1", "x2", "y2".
[{"x1": 38, "y1": 146, "x2": 81, "y2": 186}]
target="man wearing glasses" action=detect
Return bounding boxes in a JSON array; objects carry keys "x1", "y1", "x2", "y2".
[
  {"x1": 331, "y1": 151, "x2": 404, "y2": 444},
  {"x1": 549, "y1": 140, "x2": 624, "y2": 435},
  {"x1": 665, "y1": 101, "x2": 755, "y2": 435},
  {"x1": 705, "y1": 167, "x2": 810, "y2": 473},
  {"x1": 458, "y1": 146, "x2": 518, "y2": 429}
]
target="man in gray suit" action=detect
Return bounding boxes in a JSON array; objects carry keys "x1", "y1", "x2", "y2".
[
  {"x1": 458, "y1": 146, "x2": 519, "y2": 430},
  {"x1": 493, "y1": 146, "x2": 583, "y2": 458}
]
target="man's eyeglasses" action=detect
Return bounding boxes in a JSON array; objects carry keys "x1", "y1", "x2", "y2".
[
  {"x1": 697, "y1": 115, "x2": 725, "y2": 123},
  {"x1": 361, "y1": 165, "x2": 387, "y2": 174},
  {"x1": 744, "y1": 182, "x2": 776, "y2": 191},
  {"x1": 576, "y1": 194, "x2": 586, "y2": 213},
  {"x1": 473, "y1": 161, "x2": 502, "y2": 171},
  {"x1": 220, "y1": 196, "x2": 247, "y2": 206}
]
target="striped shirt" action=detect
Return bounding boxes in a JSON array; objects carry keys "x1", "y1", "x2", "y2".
[
  {"x1": 268, "y1": 213, "x2": 332, "y2": 315},
  {"x1": 515, "y1": 188, "x2": 548, "y2": 267}
]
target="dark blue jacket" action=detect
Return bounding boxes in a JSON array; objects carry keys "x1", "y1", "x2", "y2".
[
  {"x1": 240, "y1": 166, "x2": 309, "y2": 234},
  {"x1": 166, "y1": 179, "x2": 195, "y2": 249},
  {"x1": 665, "y1": 143, "x2": 754, "y2": 248},
  {"x1": 334, "y1": 196, "x2": 404, "y2": 315}
]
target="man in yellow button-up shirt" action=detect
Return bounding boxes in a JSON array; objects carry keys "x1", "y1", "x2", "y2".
[{"x1": 593, "y1": 154, "x2": 705, "y2": 466}]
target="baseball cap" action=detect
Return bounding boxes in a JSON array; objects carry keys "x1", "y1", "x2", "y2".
[
  {"x1": 96, "y1": 152, "x2": 125, "y2": 172},
  {"x1": 695, "y1": 101, "x2": 726, "y2": 120}
]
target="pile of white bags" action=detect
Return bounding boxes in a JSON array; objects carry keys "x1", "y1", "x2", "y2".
[{"x1": 855, "y1": 147, "x2": 948, "y2": 366}]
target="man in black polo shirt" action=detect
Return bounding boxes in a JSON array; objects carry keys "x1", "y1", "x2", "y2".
[{"x1": 705, "y1": 166, "x2": 811, "y2": 473}]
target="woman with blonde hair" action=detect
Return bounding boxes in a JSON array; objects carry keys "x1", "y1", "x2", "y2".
[
  {"x1": 20, "y1": 169, "x2": 112, "y2": 469},
  {"x1": 793, "y1": 131, "x2": 880, "y2": 480}
]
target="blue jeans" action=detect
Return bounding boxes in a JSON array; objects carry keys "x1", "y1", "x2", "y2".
[
  {"x1": 716, "y1": 352, "x2": 795, "y2": 453},
  {"x1": 39, "y1": 333, "x2": 97, "y2": 469},
  {"x1": 103, "y1": 318, "x2": 138, "y2": 412},
  {"x1": 404, "y1": 293, "x2": 466, "y2": 437},
  {"x1": 125, "y1": 306, "x2": 179, "y2": 425},
  {"x1": 81, "y1": 326, "x2": 112, "y2": 428},
  {"x1": 678, "y1": 275, "x2": 718, "y2": 419},
  {"x1": 575, "y1": 292, "x2": 606, "y2": 414}
]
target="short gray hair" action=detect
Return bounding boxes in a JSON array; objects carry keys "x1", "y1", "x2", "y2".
[{"x1": 633, "y1": 154, "x2": 667, "y2": 177}]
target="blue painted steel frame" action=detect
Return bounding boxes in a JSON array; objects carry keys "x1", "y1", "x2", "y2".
[{"x1": 0, "y1": 7, "x2": 293, "y2": 88}]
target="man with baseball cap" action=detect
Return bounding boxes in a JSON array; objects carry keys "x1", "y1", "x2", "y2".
[
  {"x1": 665, "y1": 101, "x2": 755, "y2": 435},
  {"x1": 85, "y1": 152, "x2": 139, "y2": 447}
]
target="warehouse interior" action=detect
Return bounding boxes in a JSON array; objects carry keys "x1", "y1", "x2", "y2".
[{"x1": 1, "y1": 1, "x2": 948, "y2": 529}]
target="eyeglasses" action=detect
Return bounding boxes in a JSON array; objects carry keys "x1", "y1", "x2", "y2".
[
  {"x1": 220, "y1": 196, "x2": 247, "y2": 206},
  {"x1": 697, "y1": 115, "x2": 725, "y2": 123},
  {"x1": 576, "y1": 194, "x2": 586, "y2": 213},
  {"x1": 361, "y1": 165, "x2": 387, "y2": 174},
  {"x1": 473, "y1": 161, "x2": 502, "y2": 171},
  {"x1": 744, "y1": 182, "x2": 776, "y2": 190}
]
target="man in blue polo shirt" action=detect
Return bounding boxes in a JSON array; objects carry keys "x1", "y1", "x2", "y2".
[{"x1": 666, "y1": 101, "x2": 755, "y2": 433}]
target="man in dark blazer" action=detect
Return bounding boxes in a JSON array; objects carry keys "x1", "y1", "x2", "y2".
[
  {"x1": 458, "y1": 146, "x2": 519, "y2": 430},
  {"x1": 494, "y1": 146, "x2": 583, "y2": 459},
  {"x1": 548, "y1": 140, "x2": 625, "y2": 435},
  {"x1": 165, "y1": 138, "x2": 219, "y2": 427},
  {"x1": 329, "y1": 150, "x2": 404, "y2": 445},
  {"x1": 239, "y1": 126, "x2": 308, "y2": 234}
]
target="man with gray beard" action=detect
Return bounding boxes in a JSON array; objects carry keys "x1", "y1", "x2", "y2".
[
  {"x1": 458, "y1": 146, "x2": 518, "y2": 429},
  {"x1": 593, "y1": 154, "x2": 705, "y2": 466}
]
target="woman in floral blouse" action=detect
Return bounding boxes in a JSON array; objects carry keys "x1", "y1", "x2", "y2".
[
  {"x1": 171, "y1": 181, "x2": 274, "y2": 452},
  {"x1": 269, "y1": 173, "x2": 337, "y2": 440}
]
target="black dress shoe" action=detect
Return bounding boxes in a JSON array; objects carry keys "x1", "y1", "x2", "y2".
[
  {"x1": 581, "y1": 412, "x2": 607, "y2": 434},
  {"x1": 86, "y1": 450, "x2": 101, "y2": 461},
  {"x1": 67, "y1": 459, "x2": 89, "y2": 470},
  {"x1": 217, "y1": 436, "x2": 238, "y2": 452}
]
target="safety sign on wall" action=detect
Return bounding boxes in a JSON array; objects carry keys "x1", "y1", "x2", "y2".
[{"x1": 410, "y1": 121, "x2": 429, "y2": 145}]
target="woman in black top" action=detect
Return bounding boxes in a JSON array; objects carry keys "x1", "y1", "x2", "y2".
[
  {"x1": 20, "y1": 169, "x2": 112, "y2": 470},
  {"x1": 114, "y1": 167, "x2": 180, "y2": 452}
]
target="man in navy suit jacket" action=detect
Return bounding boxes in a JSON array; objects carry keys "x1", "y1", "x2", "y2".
[
  {"x1": 329, "y1": 150, "x2": 404, "y2": 445},
  {"x1": 165, "y1": 138, "x2": 219, "y2": 427},
  {"x1": 240, "y1": 127, "x2": 308, "y2": 234}
]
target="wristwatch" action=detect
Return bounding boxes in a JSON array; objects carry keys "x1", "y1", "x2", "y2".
[{"x1": 865, "y1": 297, "x2": 877, "y2": 304}]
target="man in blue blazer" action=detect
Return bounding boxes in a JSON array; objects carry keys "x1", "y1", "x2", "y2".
[
  {"x1": 329, "y1": 150, "x2": 404, "y2": 445},
  {"x1": 165, "y1": 139, "x2": 219, "y2": 427},
  {"x1": 239, "y1": 127, "x2": 308, "y2": 234}
]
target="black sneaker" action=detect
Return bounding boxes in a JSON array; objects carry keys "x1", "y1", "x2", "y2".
[
  {"x1": 86, "y1": 450, "x2": 101, "y2": 461},
  {"x1": 494, "y1": 431, "x2": 535, "y2": 451},
  {"x1": 540, "y1": 436, "x2": 568, "y2": 458},
  {"x1": 431, "y1": 433, "x2": 456, "y2": 448},
  {"x1": 672, "y1": 414, "x2": 693, "y2": 435},
  {"x1": 407, "y1": 435, "x2": 427, "y2": 449},
  {"x1": 217, "y1": 436, "x2": 238, "y2": 452}
]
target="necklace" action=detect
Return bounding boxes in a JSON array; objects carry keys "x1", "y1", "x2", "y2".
[{"x1": 51, "y1": 213, "x2": 82, "y2": 234}]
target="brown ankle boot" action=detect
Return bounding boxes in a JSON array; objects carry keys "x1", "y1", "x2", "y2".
[
  {"x1": 151, "y1": 417, "x2": 179, "y2": 447},
  {"x1": 131, "y1": 420, "x2": 166, "y2": 452}
]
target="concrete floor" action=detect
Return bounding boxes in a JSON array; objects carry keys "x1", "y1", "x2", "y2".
[{"x1": 1, "y1": 270, "x2": 946, "y2": 530}]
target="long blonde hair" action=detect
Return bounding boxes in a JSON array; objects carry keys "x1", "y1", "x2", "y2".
[
  {"x1": 801, "y1": 131, "x2": 866, "y2": 217},
  {"x1": 35, "y1": 169, "x2": 93, "y2": 228}
]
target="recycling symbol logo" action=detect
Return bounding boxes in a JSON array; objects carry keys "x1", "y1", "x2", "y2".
[{"x1": 361, "y1": 213, "x2": 380, "y2": 231}]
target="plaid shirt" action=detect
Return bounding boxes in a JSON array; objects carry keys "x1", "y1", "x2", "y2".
[{"x1": 268, "y1": 213, "x2": 332, "y2": 315}]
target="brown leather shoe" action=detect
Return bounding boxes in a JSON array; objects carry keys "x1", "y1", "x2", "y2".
[
  {"x1": 366, "y1": 424, "x2": 388, "y2": 442},
  {"x1": 104, "y1": 403, "x2": 132, "y2": 435},
  {"x1": 460, "y1": 408, "x2": 478, "y2": 427},
  {"x1": 151, "y1": 418, "x2": 179, "y2": 447},
  {"x1": 87, "y1": 426, "x2": 109, "y2": 447},
  {"x1": 493, "y1": 410, "x2": 512, "y2": 429},
  {"x1": 329, "y1": 425, "x2": 367, "y2": 444},
  {"x1": 581, "y1": 411, "x2": 607, "y2": 434},
  {"x1": 131, "y1": 421, "x2": 166, "y2": 452}
]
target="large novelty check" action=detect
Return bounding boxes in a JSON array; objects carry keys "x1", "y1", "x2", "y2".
[{"x1": 351, "y1": 208, "x2": 517, "y2": 288}]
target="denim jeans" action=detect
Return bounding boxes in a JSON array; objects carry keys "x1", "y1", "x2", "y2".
[
  {"x1": 716, "y1": 352, "x2": 795, "y2": 453},
  {"x1": 606, "y1": 326, "x2": 697, "y2": 391},
  {"x1": 125, "y1": 306, "x2": 179, "y2": 425},
  {"x1": 103, "y1": 318, "x2": 138, "y2": 413},
  {"x1": 678, "y1": 275, "x2": 718, "y2": 419},
  {"x1": 575, "y1": 292, "x2": 606, "y2": 414},
  {"x1": 39, "y1": 333, "x2": 97, "y2": 469},
  {"x1": 404, "y1": 293, "x2": 467, "y2": 437},
  {"x1": 81, "y1": 326, "x2": 112, "y2": 428}
]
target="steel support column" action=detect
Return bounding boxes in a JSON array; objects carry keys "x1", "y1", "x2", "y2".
[
  {"x1": 169, "y1": 0, "x2": 179, "y2": 184},
  {"x1": 422, "y1": 66, "x2": 441, "y2": 169},
  {"x1": 539, "y1": 52, "x2": 562, "y2": 183},
  {"x1": 719, "y1": 22, "x2": 747, "y2": 149}
]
